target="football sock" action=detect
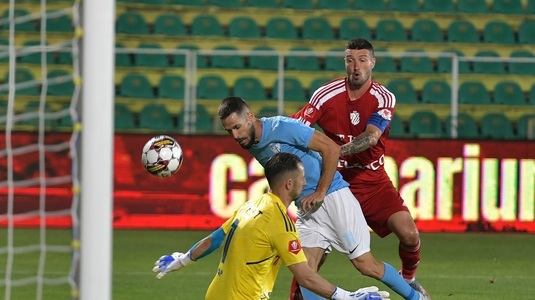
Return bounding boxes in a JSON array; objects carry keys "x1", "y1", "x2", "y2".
[
  {"x1": 299, "y1": 286, "x2": 324, "y2": 300},
  {"x1": 380, "y1": 262, "x2": 419, "y2": 300},
  {"x1": 399, "y1": 239, "x2": 421, "y2": 281}
]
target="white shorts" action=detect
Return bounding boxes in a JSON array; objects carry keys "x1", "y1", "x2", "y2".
[{"x1": 296, "y1": 187, "x2": 370, "y2": 260}]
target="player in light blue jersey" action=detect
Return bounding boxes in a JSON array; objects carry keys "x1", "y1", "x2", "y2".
[{"x1": 217, "y1": 97, "x2": 430, "y2": 300}]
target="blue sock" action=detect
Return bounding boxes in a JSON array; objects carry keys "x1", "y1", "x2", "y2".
[
  {"x1": 299, "y1": 286, "x2": 324, "y2": 300},
  {"x1": 380, "y1": 262, "x2": 419, "y2": 300}
]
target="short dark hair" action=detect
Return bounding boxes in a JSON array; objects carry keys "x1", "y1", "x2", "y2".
[
  {"x1": 346, "y1": 38, "x2": 374, "y2": 56},
  {"x1": 218, "y1": 96, "x2": 249, "y2": 119},
  {"x1": 264, "y1": 152, "x2": 302, "y2": 187}
]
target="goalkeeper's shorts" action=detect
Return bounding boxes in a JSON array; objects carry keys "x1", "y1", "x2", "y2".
[{"x1": 295, "y1": 187, "x2": 371, "y2": 260}]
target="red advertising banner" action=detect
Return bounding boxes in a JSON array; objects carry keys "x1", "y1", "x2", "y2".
[{"x1": 1, "y1": 132, "x2": 534, "y2": 232}]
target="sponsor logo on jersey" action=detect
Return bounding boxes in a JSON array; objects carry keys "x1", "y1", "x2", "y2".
[
  {"x1": 304, "y1": 107, "x2": 315, "y2": 118},
  {"x1": 350, "y1": 111, "x2": 360, "y2": 125},
  {"x1": 288, "y1": 240, "x2": 302, "y2": 254},
  {"x1": 377, "y1": 108, "x2": 392, "y2": 121}
]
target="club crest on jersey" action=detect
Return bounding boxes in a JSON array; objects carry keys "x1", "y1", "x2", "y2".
[
  {"x1": 269, "y1": 143, "x2": 281, "y2": 154},
  {"x1": 288, "y1": 240, "x2": 301, "y2": 254},
  {"x1": 350, "y1": 111, "x2": 360, "y2": 125},
  {"x1": 377, "y1": 108, "x2": 392, "y2": 121}
]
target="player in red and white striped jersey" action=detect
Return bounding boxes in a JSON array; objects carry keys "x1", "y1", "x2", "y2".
[{"x1": 290, "y1": 38, "x2": 431, "y2": 300}]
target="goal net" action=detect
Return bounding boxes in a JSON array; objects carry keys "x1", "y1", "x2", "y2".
[{"x1": 0, "y1": 1, "x2": 82, "y2": 299}]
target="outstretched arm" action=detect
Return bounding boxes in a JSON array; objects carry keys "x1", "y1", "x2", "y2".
[{"x1": 152, "y1": 227, "x2": 226, "y2": 279}]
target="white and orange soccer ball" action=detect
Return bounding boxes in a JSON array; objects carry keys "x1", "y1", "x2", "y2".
[{"x1": 141, "y1": 135, "x2": 183, "y2": 178}]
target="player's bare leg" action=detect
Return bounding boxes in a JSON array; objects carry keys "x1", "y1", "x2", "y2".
[{"x1": 388, "y1": 211, "x2": 431, "y2": 299}]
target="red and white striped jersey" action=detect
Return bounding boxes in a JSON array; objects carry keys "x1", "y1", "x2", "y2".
[{"x1": 291, "y1": 77, "x2": 396, "y2": 183}]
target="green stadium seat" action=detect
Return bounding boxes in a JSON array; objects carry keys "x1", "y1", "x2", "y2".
[
  {"x1": 116, "y1": 12, "x2": 148, "y2": 34},
  {"x1": 135, "y1": 43, "x2": 169, "y2": 67},
  {"x1": 1, "y1": 9, "x2": 35, "y2": 31},
  {"x1": 528, "y1": 0, "x2": 535, "y2": 13},
  {"x1": 282, "y1": 0, "x2": 313, "y2": 9},
  {"x1": 399, "y1": 49, "x2": 434, "y2": 73},
  {"x1": 388, "y1": 114, "x2": 408, "y2": 138},
  {"x1": 447, "y1": 20, "x2": 479, "y2": 43},
  {"x1": 153, "y1": 14, "x2": 186, "y2": 36},
  {"x1": 115, "y1": 42, "x2": 132, "y2": 67},
  {"x1": 302, "y1": 17, "x2": 334, "y2": 40},
  {"x1": 408, "y1": 111, "x2": 443, "y2": 138},
  {"x1": 228, "y1": 16, "x2": 260, "y2": 38},
  {"x1": 139, "y1": 104, "x2": 174, "y2": 130},
  {"x1": 493, "y1": 81, "x2": 526, "y2": 105},
  {"x1": 437, "y1": 49, "x2": 470, "y2": 73},
  {"x1": 257, "y1": 106, "x2": 283, "y2": 118},
  {"x1": 177, "y1": 104, "x2": 213, "y2": 132},
  {"x1": 389, "y1": 0, "x2": 420, "y2": 12},
  {"x1": 386, "y1": 79, "x2": 418, "y2": 104},
  {"x1": 308, "y1": 78, "x2": 330, "y2": 96},
  {"x1": 211, "y1": 45, "x2": 245, "y2": 69},
  {"x1": 318, "y1": 0, "x2": 351, "y2": 9},
  {"x1": 136, "y1": 0, "x2": 166, "y2": 4},
  {"x1": 119, "y1": 73, "x2": 154, "y2": 98},
  {"x1": 115, "y1": 103, "x2": 136, "y2": 129},
  {"x1": 246, "y1": 0, "x2": 279, "y2": 8},
  {"x1": 191, "y1": 14, "x2": 223, "y2": 36},
  {"x1": 375, "y1": 19, "x2": 407, "y2": 42},
  {"x1": 47, "y1": 69, "x2": 74, "y2": 96},
  {"x1": 339, "y1": 18, "x2": 371, "y2": 41},
  {"x1": 5, "y1": 68, "x2": 39, "y2": 95},
  {"x1": 232, "y1": 76, "x2": 267, "y2": 101},
  {"x1": 248, "y1": 46, "x2": 278, "y2": 70},
  {"x1": 483, "y1": 21, "x2": 515, "y2": 44},
  {"x1": 56, "y1": 103, "x2": 72, "y2": 128},
  {"x1": 422, "y1": 0, "x2": 455, "y2": 12},
  {"x1": 374, "y1": 52, "x2": 398, "y2": 73},
  {"x1": 472, "y1": 50, "x2": 505, "y2": 74},
  {"x1": 530, "y1": 84, "x2": 535, "y2": 104},
  {"x1": 411, "y1": 19, "x2": 443, "y2": 43},
  {"x1": 459, "y1": 81, "x2": 491, "y2": 104},
  {"x1": 480, "y1": 113, "x2": 514, "y2": 139},
  {"x1": 197, "y1": 75, "x2": 228, "y2": 99},
  {"x1": 168, "y1": 0, "x2": 205, "y2": 5},
  {"x1": 46, "y1": 14, "x2": 72, "y2": 32},
  {"x1": 509, "y1": 50, "x2": 535, "y2": 75},
  {"x1": 55, "y1": 51, "x2": 73, "y2": 65},
  {"x1": 516, "y1": 114, "x2": 535, "y2": 139},
  {"x1": 457, "y1": 0, "x2": 488, "y2": 13},
  {"x1": 0, "y1": 38, "x2": 7, "y2": 63},
  {"x1": 492, "y1": 0, "x2": 523, "y2": 14},
  {"x1": 286, "y1": 47, "x2": 320, "y2": 71},
  {"x1": 158, "y1": 75, "x2": 185, "y2": 100},
  {"x1": 210, "y1": 0, "x2": 242, "y2": 7},
  {"x1": 354, "y1": 0, "x2": 387, "y2": 11},
  {"x1": 18, "y1": 40, "x2": 54, "y2": 64},
  {"x1": 20, "y1": 102, "x2": 55, "y2": 128},
  {"x1": 172, "y1": 44, "x2": 207, "y2": 68},
  {"x1": 518, "y1": 21, "x2": 535, "y2": 44},
  {"x1": 265, "y1": 17, "x2": 297, "y2": 39},
  {"x1": 421, "y1": 80, "x2": 451, "y2": 104},
  {"x1": 445, "y1": 113, "x2": 479, "y2": 139},
  {"x1": 272, "y1": 77, "x2": 307, "y2": 102},
  {"x1": 324, "y1": 48, "x2": 344, "y2": 71}
]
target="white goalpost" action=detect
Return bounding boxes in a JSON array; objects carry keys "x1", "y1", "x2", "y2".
[{"x1": 0, "y1": 0, "x2": 114, "y2": 299}]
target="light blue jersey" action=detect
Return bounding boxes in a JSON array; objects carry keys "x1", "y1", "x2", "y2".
[{"x1": 249, "y1": 116, "x2": 349, "y2": 207}]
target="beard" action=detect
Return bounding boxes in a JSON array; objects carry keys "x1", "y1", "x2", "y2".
[{"x1": 237, "y1": 124, "x2": 256, "y2": 149}]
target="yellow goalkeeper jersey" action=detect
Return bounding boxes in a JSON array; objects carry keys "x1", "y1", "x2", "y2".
[{"x1": 205, "y1": 192, "x2": 307, "y2": 300}]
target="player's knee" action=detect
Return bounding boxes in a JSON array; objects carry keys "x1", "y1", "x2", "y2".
[{"x1": 400, "y1": 230, "x2": 420, "y2": 248}]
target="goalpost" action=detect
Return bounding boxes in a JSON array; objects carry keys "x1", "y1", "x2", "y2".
[{"x1": 0, "y1": 0, "x2": 114, "y2": 299}]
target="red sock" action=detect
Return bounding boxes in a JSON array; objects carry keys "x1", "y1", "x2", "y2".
[
  {"x1": 288, "y1": 277, "x2": 303, "y2": 300},
  {"x1": 399, "y1": 239, "x2": 421, "y2": 280}
]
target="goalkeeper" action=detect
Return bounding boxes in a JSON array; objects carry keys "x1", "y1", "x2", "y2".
[{"x1": 153, "y1": 153, "x2": 390, "y2": 300}]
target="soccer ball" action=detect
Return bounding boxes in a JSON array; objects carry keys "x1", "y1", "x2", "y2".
[{"x1": 141, "y1": 135, "x2": 183, "y2": 178}]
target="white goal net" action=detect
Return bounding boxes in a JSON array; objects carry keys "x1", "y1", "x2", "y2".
[{"x1": 0, "y1": 1, "x2": 82, "y2": 299}]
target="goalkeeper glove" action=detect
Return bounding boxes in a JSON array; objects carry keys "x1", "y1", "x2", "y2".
[
  {"x1": 152, "y1": 251, "x2": 194, "y2": 279},
  {"x1": 331, "y1": 286, "x2": 390, "y2": 300}
]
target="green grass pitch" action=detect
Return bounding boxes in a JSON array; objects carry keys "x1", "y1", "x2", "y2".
[{"x1": 1, "y1": 229, "x2": 534, "y2": 299}]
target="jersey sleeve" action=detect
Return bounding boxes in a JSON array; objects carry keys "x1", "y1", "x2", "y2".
[
  {"x1": 290, "y1": 103, "x2": 322, "y2": 127},
  {"x1": 367, "y1": 85, "x2": 397, "y2": 133},
  {"x1": 271, "y1": 229, "x2": 307, "y2": 267},
  {"x1": 272, "y1": 117, "x2": 315, "y2": 149}
]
